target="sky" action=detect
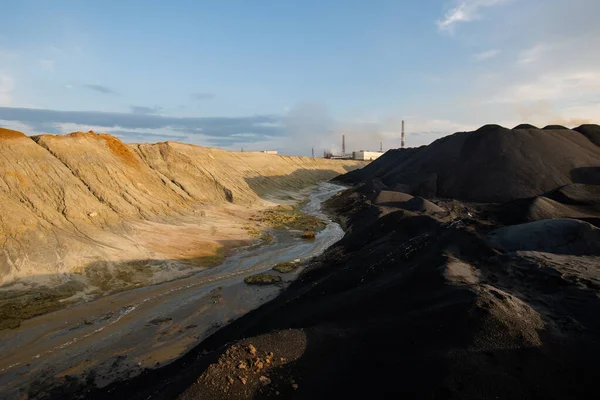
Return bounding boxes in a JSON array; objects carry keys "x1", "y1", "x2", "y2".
[{"x1": 1, "y1": 0, "x2": 600, "y2": 155}]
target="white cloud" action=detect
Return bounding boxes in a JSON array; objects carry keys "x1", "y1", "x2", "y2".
[
  {"x1": 253, "y1": 121, "x2": 284, "y2": 128},
  {"x1": 0, "y1": 119, "x2": 35, "y2": 134},
  {"x1": 64, "y1": 84, "x2": 73, "y2": 89},
  {"x1": 0, "y1": 73, "x2": 14, "y2": 106},
  {"x1": 489, "y1": 71, "x2": 600, "y2": 104},
  {"x1": 475, "y1": 49, "x2": 501, "y2": 61},
  {"x1": 437, "y1": 0, "x2": 512, "y2": 33}
]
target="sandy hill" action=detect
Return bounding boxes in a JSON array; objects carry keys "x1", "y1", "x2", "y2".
[
  {"x1": 0, "y1": 128, "x2": 362, "y2": 291},
  {"x1": 338, "y1": 124, "x2": 600, "y2": 203}
]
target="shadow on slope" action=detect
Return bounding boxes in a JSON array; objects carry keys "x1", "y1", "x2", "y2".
[{"x1": 243, "y1": 168, "x2": 354, "y2": 200}]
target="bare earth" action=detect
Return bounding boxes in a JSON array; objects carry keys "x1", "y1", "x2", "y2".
[
  {"x1": 0, "y1": 127, "x2": 362, "y2": 328},
  {"x1": 0, "y1": 183, "x2": 347, "y2": 399}
]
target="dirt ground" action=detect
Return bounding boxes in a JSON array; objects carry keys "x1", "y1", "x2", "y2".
[{"x1": 0, "y1": 128, "x2": 362, "y2": 329}]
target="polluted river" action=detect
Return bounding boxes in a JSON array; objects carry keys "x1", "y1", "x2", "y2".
[{"x1": 0, "y1": 183, "x2": 346, "y2": 400}]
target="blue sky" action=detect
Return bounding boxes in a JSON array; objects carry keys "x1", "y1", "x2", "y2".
[{"x1": 1, "y1": 0, "x2": 599, "y2": 154}]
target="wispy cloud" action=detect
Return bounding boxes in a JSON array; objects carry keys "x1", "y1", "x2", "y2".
[
  {"x1": 0, "y1": 73, "x2": 14, "y2": 106},
  {"x1": 83, "y1": 84, "x2": 119, "y2": 95},
  {"x1": 517, "y1": 43, "x2": 559, "y2": 65},
  {"x1": 437, "y1": 0, "x2": 512, "y2": 33},
  {"x1": 191, "y1": 92, "x2": 216, "y2": 101},
  {"x1": 488, "y1": 71, "x2": 600, "y2": 104},
  {"x1": 130, "y1": 105, "x2": 164, "y2": 115},
  {"x1": 474, "y1": 49, "x2": 501, "y2": 61}
]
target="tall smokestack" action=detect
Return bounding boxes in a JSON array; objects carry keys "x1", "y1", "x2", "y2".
[
  {"x1": 342, "y1": 135, "x2": 346, "y2": 155},
  {"x1": 380, "y1": 141, "x2": 382, "y2": 152},
  {"x1": 401, "y1": 120, "x2": 405, "y2": 149}
]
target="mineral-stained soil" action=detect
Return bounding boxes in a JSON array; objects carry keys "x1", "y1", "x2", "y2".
[
  {"x1": 82, "y1": 123, "x2": 600, "y2": 400},
  {"x1": 0, "y1": 128, "x2": 362, "y2": 326}
]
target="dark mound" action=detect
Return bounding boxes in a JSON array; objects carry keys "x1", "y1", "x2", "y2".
[
  {"x1": 476, "y1": 123, "x2": 506, "y2": 132},
  {"x1": 545, "y1": 183, "x2": 600, "y2": 208},
  {"x1": 336, "y1": 124, "x2": 600, "y2": 203},
  {"x1": 490, "y1": 183, "x2": 600, "y2": 227},
  {"x1": 372, "y1": 191, "x2": 443, "y2": 214},
  {"x1": 488, "y1": 219, "x2": 600, "y2": 255},
  {"x1": 402, "y1": 196, "x2": 444, "y2": 213},
  {"x1": 494, "y1": 196, "x2": 590, "y2": 225},
  {"x1": 373, "y1": 190, "x2": 413, "y2": 206},
  {"x1": 543, "y1": 124, "x2": 570, "y2": 130},
  {"x1": 513, "y1": 123, "x2": 539, "y2": 129},
  {"x1": 353, "y1": 178, "x2": 389, "y2": 201},
  {"x1": 334, "y1": 147, "x2": 421, "y2": 185},
  {"x1": 574, "y1": 124, "x2": 600, "y2": 147},
  {"x1": 391, "y1": 183, "x2": 411, "y2": 193},
  {"x1": 84, "y1": 183, "x2": 600, "y2": 400}
]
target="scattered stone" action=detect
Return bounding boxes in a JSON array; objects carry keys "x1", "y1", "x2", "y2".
[
  {"x1": 227, "y1": 376, "x2": 234, "y2": 384},
  {"x1": 244, "y1": 273, "x2": 282, "y2": 285},
  {"x1": 273, "y1": 262, "x2": 296, "y2": 273},
  {"x1": 301, "y1": 231, "x2": 316, "y2": 239},
  {"x1": 247, "y1": 344, "x2": 257, "y2": 356},
  {"x1": 239, "y1": 376, "x2": 247, "y2": 385},
  {"x1": 259, "y1": 375, "x2": 271, "y2": 386},
  {"x1": 292, "y1": 383, "x2": 299, "y2": 390},
  {"x1": 237, "y1": 361, "x2": 247, "y2": 370}
]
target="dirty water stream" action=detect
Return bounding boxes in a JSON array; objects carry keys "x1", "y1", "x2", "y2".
[{"x1": 0, "y1": 183, "x2": 346, "y2": 399}]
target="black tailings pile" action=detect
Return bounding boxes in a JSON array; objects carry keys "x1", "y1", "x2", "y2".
[
  {"x1": 53, "y1": 124, "x2": 600, "y2": 400},
  {"x1": 336, "y1": 124, "x2": 600, "y2": 203}
]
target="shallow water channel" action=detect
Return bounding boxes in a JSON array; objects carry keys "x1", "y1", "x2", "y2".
[{"x1": 0, "y1": 182, "x2": 346, "y2": 399}]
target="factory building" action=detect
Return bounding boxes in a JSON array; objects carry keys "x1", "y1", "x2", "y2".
[{"x1": 353, "y1": 151, "x2": 383, "y2": 161}]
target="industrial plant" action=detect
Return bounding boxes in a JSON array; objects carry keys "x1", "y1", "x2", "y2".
[{"x1": 323, "y1": 119, "x2": 406, "y2": 161}]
